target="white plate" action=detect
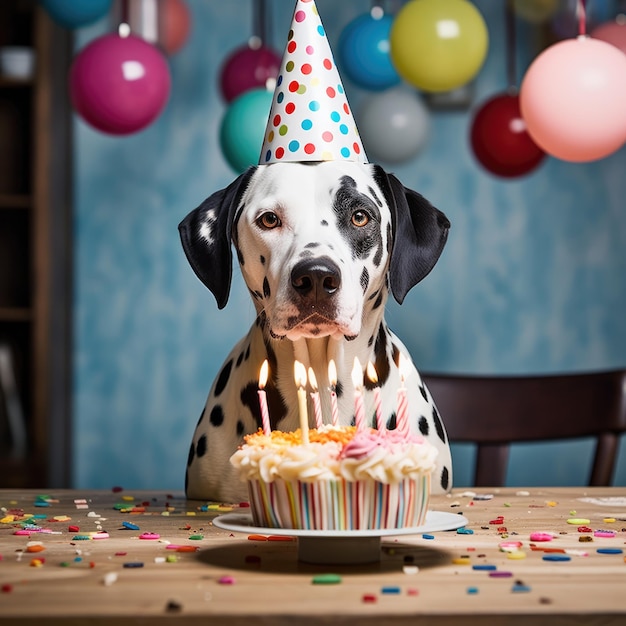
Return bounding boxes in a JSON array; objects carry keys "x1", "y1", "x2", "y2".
[{"x1": 214, "y1": 510, "x2": 467, "y2": 564}]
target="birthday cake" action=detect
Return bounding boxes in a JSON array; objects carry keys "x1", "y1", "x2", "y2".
[{"x1": 230, "y1": 426, "x2": 437, "y2": 530}]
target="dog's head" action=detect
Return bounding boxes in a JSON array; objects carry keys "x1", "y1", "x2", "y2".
[{"x1": 179, "y1": 162, "x2": 449, "y2": 341}]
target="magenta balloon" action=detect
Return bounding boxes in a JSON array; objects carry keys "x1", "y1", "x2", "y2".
[
  {"x1": 591, "y1": 22, "x2": 626, "y2": 55},
  {"x1": 520, "y1": 37, "x2": 626, "y2": 162},
  {"x1": 70, "y1": 33, "x2": 171, "y2": 135},
  {"x1": 219, "y1": 44, "x2": 281, "y2": 103}
]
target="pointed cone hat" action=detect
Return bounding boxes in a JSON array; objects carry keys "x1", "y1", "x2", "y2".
[{"x1": 259, "y1": 0, "x2": 367, "y2": 165}]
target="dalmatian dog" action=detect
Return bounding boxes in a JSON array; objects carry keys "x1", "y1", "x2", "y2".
[{"x1": 179, "y1": 161, "x2": 452, "y2": 502}]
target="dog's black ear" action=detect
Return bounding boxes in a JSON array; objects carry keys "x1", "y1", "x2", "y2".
[
  {"x1": 373, "y1": 165, "x2": 450, "y2": 305},
  {"x1": 178, "y1": 167, "x2": 256, "y2": 309}
]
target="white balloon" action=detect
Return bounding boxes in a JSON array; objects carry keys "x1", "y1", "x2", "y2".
[{"x1": 358, "y1": 87, "x2": 430, "y2": 163}]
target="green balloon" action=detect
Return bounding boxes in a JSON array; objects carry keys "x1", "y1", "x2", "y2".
[{"x1": 220, "y1": 89, "x2": 273, "y2": 173}]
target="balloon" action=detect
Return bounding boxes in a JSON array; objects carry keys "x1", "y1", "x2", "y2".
[
  {"x1": 358, "y1": 87, "x2": 430, "y2": 163},
  {"x1": 551, "y1": 0, "x2": 614, "y2": 39},
  {"x1": 219, "y1": 44, "x2": 281, "y2": 103},
  {"x1": 337, "y1": 10, "x2": 400, "y2": 91},
  {"x1": 159, "y1": 0, "x2": 191, "y2": 55},
  {"x1": 520, "y1": 37, "x2": 626, "y2": 162},
  {"x1": 512, "y1": 0, "x2": 559, "y2": 24},
  {"x1": 220, "y1": 88, "x2": 273, "y2": 173},
  {"x1": 41, "y1": 0, "x2": 112, "y2": 28},
  {"x1": 69, "y1": 33, "x2": 171, "y2": 135},
  {"x1": 390, "y1": 0, "x2": 488, "y2": 93},
  {"x1": 591, "y1": 21, "x2": 626, "y2": 55},
  {"x1": 470, "y1": 92, "x2": 546, "y2": 178}
]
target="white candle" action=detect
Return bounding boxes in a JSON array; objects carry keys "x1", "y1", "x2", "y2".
[
  {"x1": 366, "y1": 361, "x2": 384, "y2": 431},
  {"x1": 294, "y1": 361, "x2": 310, "y2": 444},
  {"x1": 351, "y1": 357, "x2": 365, "y2": 431},
  {"x1": 396, "y1": 353, "x2": 410, "y2": 437},
  {"x1": 308, "y1": 367, "x2": 323, "y2": 429},
  {"x1": 258, "y1": 360, "x2": 271, "y2": 436},
  {"x1": 328, "y1": 359, "x2": 339, "y2": 426}
]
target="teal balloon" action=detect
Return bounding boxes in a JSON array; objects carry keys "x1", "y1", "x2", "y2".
[
  {"x1": 220, "y1": 89, "x2": 273, "y2": 173},
  {"x1": 41, "y1": 0, "x2": 112, "y2": 28}
]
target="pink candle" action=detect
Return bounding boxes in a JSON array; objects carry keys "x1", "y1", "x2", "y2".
[
  {"x1": 328, "y1": 359, "x2": 339, "y2": 426},
  {"x1": 366, "y1": 361, "x2": 384, "y2": 431},
  {"x1": 258, "y1": 360, "x2": 271, "y2": 436},
  {"x1": 351, "y1": 357, "x2": 366, "y2": 430},
  {"x1": 396, "y1": 354, "x2": 410, "y2": 436},
  {"x1": 294, "y1": 361, "x2": 310, "y2": 444},
  {"x1": 308, "y1": 367, "x2": 323, "y2": 429}
]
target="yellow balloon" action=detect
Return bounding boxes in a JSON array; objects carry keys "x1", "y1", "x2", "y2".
[
  {"x1": 512, "y1": 0, "x2": 559, "y2": 24},
  {"x1": 390, "y1": 0, "x2": 489, "y2": 93}
]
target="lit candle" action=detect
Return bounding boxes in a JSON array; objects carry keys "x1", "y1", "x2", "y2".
[
  {"x1": 308, "y1": 367, "x2": 323, "y2": 429},
  {"x1": 328, "y1": 359, "x2": 339, "y2": 426},
  {"x1": 257, "y1": 360, "x2": 271, "y2": 436},
  {"x1": 351, "y1": 357, "x2": 366, "y2": 431},
  {"x1": 366, "y1": 361, "x2": 384, "y2": 431},
  {"x1": 294, "y1": 360, "x2": 310, "y2": 444},
  {"x1": 396, "y1": 353, "x2": 410, "y2": 437}
]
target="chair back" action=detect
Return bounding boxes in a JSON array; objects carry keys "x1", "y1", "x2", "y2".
[{"x1": 421, "y1": 370, "x2": 626, "y2": 487}]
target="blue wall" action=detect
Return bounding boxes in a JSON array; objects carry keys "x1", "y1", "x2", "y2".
[{"x1": 73, "y1": 0, "x2": 626, "y2": 491}]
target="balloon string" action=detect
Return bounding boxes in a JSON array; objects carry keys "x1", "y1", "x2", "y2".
[
  {"x1": 252, "y1": 0, "x2": 269, "y2": 45},
  {"x1": 120, "y1": 0, "x2": 129, "y2": 25},
  {"x1": 505, "y1": 0, "x2": 516, "y2": 90},
  {"x1": 578, "y1": 0, "x2": 586, "y2": 36}
]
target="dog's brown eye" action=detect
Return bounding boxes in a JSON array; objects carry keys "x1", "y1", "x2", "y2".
[
  {"x1": 351, "y1": 210, "x2": 369, "y2": 227},
  {"x1": 258, "y1": 212, "x2": 281, "y2": 229}
]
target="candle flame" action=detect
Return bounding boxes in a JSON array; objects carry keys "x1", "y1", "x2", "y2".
[
  {"x1": 308, "y1": 367, "x2": 318, "y2": 391},
  {"x1": 328, "y1": 359, "x2": 337, "y2": 387},
  {"x1": 259, "y1": 359, "x2": 269, "y2": 390},
  {"x1": 398, "y1": 353, "x2": 410, "y2": 383},
  {"x1": 294, "y1": 360, "x2": 307, "y2": 388},
  {"x1": 351, "y1": 356, "x2": 363, "y2": 389},
  {"x1": 366, "y1": 361, "x2": 378, "y2": 385}
]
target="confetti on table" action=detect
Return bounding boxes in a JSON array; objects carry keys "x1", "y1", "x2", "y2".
[
  {"x1": 530, "y1": 532, "x2": 555, "y2": 542},
  {"x1": 381, "y1": 586, "x2": 401, "y2": 594},
  {"x1": 102, "y1": 572, "x2": 118, "y2": 586},
  {"x1": 362, "y1": 594, "x2": 377, "y2": 603},
  {"x1": 512, "y1": 583, "x2": 531, "y2": 593},
  {"x1": 567, "y1": 518, "x2": 590, "y2": 525},
  {"x1": 139, "y1": 533, "x2": 160, "y2": 540},
  {"x1": 597, "y1": 548, "x2": 623, "y2": 555},
  {"x1": 542, "y1": 554, "x2": 571, "y2": 562},
  {"x1": 402, "y1": 565, "x2": 419, "y2": 575},
  {"x1": 122, "y1": 521, "x2": 140, "y2": 531},
  {"x1": 218, "y1": 576, "x2": 236, "y2": 585},
  {"x1": 594, "y1": 530, "x2": 616, "y2": 538},
  {"x1": 472, "y1": 564, "x2": 497, "y2": 571},
  {"x1": 467, "y1": 587, "x2": 479, "y2": 594},
  {"x1": 312, "y1": 574, "x2": 342, "y2": 585},
  {"x1": 123, "y1": 562, "x2": 145, "y2": 568}
]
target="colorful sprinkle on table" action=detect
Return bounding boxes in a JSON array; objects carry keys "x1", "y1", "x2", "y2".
[
  {"x1": 218, "y1": 576, "x2": 236, "y2": 585},
  {"x1": 139, "y1": 532, "x2": 160, "y2": 540},
  {"x1": 312, "y1": 574, "x2": 342, "y2": 585},
  {"x1": 542, "y1": 554, "x2": 571, "y2": 562},
  {"x1": 597, "y1": 548, "x2": 623, "y2": 555},
  {"x1": 567, "y1": 518, "x2": 590, "y2": 525}
]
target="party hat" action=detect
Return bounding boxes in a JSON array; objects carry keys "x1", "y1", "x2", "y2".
[{"x1": 259, "y1": 0, "x2": 367, "y2": 165}]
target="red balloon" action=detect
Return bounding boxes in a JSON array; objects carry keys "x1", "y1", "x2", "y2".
[
  {"x1": 159, "y1": 0, "x2": 191, "y2": 56},
  {"x1": 470, "y1": 92, "x2": 546, "y2": 177},
  {"x1": 70, "y1": 33, "x2": 171, "y2": 135},
  {"x1": 591, "y1": 21, "x2": 626, "y2": 55},
  {"x1": 219, "y1": 44, "x2": 281, "y2": 103}
]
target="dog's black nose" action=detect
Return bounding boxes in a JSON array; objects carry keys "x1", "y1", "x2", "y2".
[{"x1": 291, "y1": 257, "x2": 341, "y2": 301}]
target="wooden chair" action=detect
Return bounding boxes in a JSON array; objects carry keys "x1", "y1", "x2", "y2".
[{"x1": 421, "y1": 370, "x2": 626, "y2": 487}]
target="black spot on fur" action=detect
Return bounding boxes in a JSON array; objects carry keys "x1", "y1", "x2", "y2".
[
  {"x1": 367, "y1": 335, "x2": 374, "y2": 347},
  {"x1": 240, "y1": 377, "x2": 288, "y2": 431},
  {"x1": 368, "y1": 186, "x2": 383, "y2": 207},
  {"x1": 244, "y1": 344, "x2": 251, "y2": 360},
  {"x1": 336, "y1": 380, "x2": 344, "y2": 398},
  {"x1": 236, "y1": 420, "x2": 245, "y2": 437},
  {"x1": 299, "y1": 250, "x2": 314, "y2": 258},
  {"x1": 305, "y1": 242, "x2": 320, "y2": 248},
  {"x1": 419, "y1": 383, "x2": 428, "y2": 402},
  {"x1": 391, "y1": 343, "x2": 401, "y2": 367},
  {"x1": 440, "y1": 466, "x2": 450, "y2": 491},
  {"x1": 214, "y1": 360, "x2": 233, "y2": 397},
  {"x1": 386, "y1": 222, "x2": 392, "y2": 254},
  {"x1": 387, "y1": 412, "x2": 397, "y2": 430},
  {"x1": 364, "y1": 324, "x2": 390, "y2": 390},
  {"x1": 368, "y1": 289, "x2": 379, "y2": 301},
  {"x1": 372, "y1": 291, "x2": 383, "y2": 310},
  {"x1": 360, "y1": 267, "x2": 369, "y2": 292},
  {"x1": 236, "y1": 247, "x2": 244, "y2": 266},
  {"x1": 418, "y1": 416, "x2": 429, "y2": 436},
  {"x1": 432, "y1": 406, "x2": 447, "y2": 443},
  {"x1": 187, "y1": 442, "x2": 195, "y2": 467},
  {"x1": 251, "y1": 289, "x2": 262, "y2": 300},
  {"x1": 209, "y1": 405, "x2": 224, "y2": 427},
  {"x1": 260, "y1": 255, "x2": 265, "y2": 265},
  {"x1": 373, "y1": 239, "x2": 383, "y2": 268},
  {"x1": 196, "y1": 434, "x2": 207, "y2": 458},
  {"x1": 236, "y1": 351, "x2": 244, "y2": 367},
  {"x1": 262, "y1": 277, "x2": 271, "y2": 298},
  {"x1": 184, "y1": 470, "x2": 188, "y2": 493},
  {"x1": 321, "y1": 220, "x2": 328, "y2": 226},
  {"x1": 345, "y1": 334, "x2": 357, "y2": 341}
]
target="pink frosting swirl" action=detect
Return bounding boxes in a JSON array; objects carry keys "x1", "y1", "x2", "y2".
[{"x1": 340, "y1": 430, "x2": 383, "y2": 460}]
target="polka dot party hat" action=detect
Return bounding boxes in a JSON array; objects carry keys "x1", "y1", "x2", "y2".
[{"x1": 259, "y1": 0, "x2": 367, "y2": 165}]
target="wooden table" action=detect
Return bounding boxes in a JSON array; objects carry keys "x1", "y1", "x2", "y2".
[{"x1": 1, "y1": 487, "x2": 625, "y2": 625}]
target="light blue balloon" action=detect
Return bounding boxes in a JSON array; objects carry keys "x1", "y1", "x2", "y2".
[
  {"x1": 220, "y1": 89, "x2": 273, "y2": 173},
  {"x1": 41, "y1": 0, "x2": 112, "y2": 29},
  {"x1": 338, "y1": 12, "x2": 400, "y2": 92}
]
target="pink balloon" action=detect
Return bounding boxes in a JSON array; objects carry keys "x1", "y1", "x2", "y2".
[
  {"x1": 70, "y1": 33, "x2": 171, "y2": 135},
  {"x1": 591, "y1": 21, "x2": 626, "y2": 55},
  {"x1": 219, "y1": 44, "x2": 281, "y2": 103},
  {"x1": 520, "y1": 37, "x2": 626, "y2": 162}
]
